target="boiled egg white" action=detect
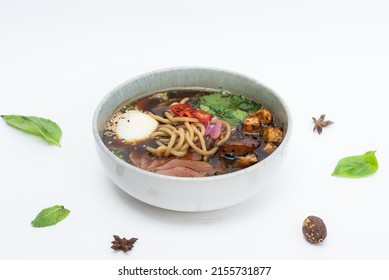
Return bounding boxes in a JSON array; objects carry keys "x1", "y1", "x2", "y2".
[{"x1": 115, "y1": 110, "x2": 158, "y2": 143}]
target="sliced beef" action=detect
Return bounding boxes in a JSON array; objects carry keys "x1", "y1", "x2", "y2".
[
  {"x1": 153, "y1": 159, "x2": 215, "y2": 175},
  {"x1": 128, "y1": 150, "x2": 143, "y2": 168},
  {"x1": 129, "y1": 150, "x2": 170, "y2": 170},
  {"x1": 146, "y1": 157, "x2": 172, "y2": 170},
  {"x1": 181, "y1": 152, "x2": 203, "y2": 161},
  {"x1": 155, "y1": 167, "x2": 205, "y2": 177},
  {"x1": 129, "y1": 150, "x2": 217, "y2": 177},
  {"x1": 139, "y1": 153, "x2": 155, "y2": 170}
]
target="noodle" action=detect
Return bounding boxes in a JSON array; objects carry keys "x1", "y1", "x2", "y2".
[
  {"x1": 156, "y1": 139, "x2": 167, "y2": 146},
  {"x1": 164, "y1": 112, "x2": 199, "y2": 123},
  {"x1": 145, "y1": 99, "x2": 231, "y2": 160},
  {"x1": 184, "y1": 132, "x2": 219, "y2": 156},
  {"x1": 184, "y1": 121, "x2": 194, "y2": 140},
  {"x1": 164, "y1": 132, "x2": 177, "y2": 157},
  {"x1": 194, "y1": 122, "x2": 205, "y2": 135},
  {"x1": 192, "y1": 125, "x2": 207, "y2": 152},
  {"x1": 179, "y1": 97, "x2": 189, "y2": 104},
  {"x1": 146, "y1": 112, "x2": 170, "y2": 124},
  {"x1": 173, "y1": 128, "x2": 185, "y2": 151},
  {"x1": 150, "y1": 131, "x2": 169, "y2": 138}
]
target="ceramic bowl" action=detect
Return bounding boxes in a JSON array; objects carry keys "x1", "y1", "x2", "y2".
[{"x1": 92, "y1": 67, "x2": 292, "y2": 212}]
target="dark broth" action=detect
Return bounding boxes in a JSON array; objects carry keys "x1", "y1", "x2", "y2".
[{"x1": 103, "y1": 88, "x2": 281, "y2": 176}]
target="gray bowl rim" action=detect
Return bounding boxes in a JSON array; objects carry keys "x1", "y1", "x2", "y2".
[{"x1": 92, "y1": 66, "x2": 293, "y2": 182}]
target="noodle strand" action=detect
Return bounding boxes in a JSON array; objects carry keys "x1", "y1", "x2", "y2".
[{"x1": 146, "y1": 99, "x2": 231, "y2": 160}]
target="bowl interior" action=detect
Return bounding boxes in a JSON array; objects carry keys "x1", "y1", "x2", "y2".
[{"x1": 94, "y1": 67, "x2": 290, "y2": 144}]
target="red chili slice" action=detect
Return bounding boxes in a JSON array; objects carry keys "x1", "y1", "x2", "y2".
[
  {"x1": 170, "y1": 104, "x2": 212, "y2": 124},
  {"x1": 170, "y1": 104, "x2": 194, "y2": 118},
  {"x1": 193, "y1": 109, "x2": 212, "y2": 124}
]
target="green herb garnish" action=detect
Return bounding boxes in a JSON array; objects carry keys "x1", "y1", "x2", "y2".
[
  {"x1": 331, "y1": 151, "x2": 378, "y2": 178},
  {"x1": 1, "y1": 115, "x2": 62, "y2": 146},
  {"x1": 31, "y1": 205, "x2": 70, "y2": 227},
  {"x1": 196, "y1": 91, "x2": 261, "y2": 126}
]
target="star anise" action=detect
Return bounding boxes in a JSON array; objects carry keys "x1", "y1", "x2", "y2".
[
  {"x1": 111, "y1": 235, "x2": 138, "y2": 252},
  {"x1": 312, "y1": 114, "x2": 334, "y2": 134}
]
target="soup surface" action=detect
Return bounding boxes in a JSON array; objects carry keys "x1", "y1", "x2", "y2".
[{"x1": 103, "y1": 88, "x2": 284, "y2": 177}]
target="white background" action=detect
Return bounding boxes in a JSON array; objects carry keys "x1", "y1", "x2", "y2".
[{"x1": 1, "y1": 0, "x2": 389, "y2": 260}]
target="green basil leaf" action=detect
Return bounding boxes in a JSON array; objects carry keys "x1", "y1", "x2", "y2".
[
  {"x1": 31, "y1": 205, "x2": 70, "y2": 227},
  {"x1": 331, "y1": 150, "x2": 378, "y2": 178},
  {"x1": 1, "y1": 115, "x2": 62, "y2": 146}
]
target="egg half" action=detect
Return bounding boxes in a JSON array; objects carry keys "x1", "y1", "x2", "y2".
[{"x1": 115, "y1": 110, "x2": 158, "y2": 143}]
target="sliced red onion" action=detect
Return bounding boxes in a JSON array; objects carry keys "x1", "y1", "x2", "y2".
[
  {"x1": 205, "y1": 119, "x2": 222, "y2": 139},
  {"x1": 205, "y1": 122, "x2": 213, "y2": 136}
]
